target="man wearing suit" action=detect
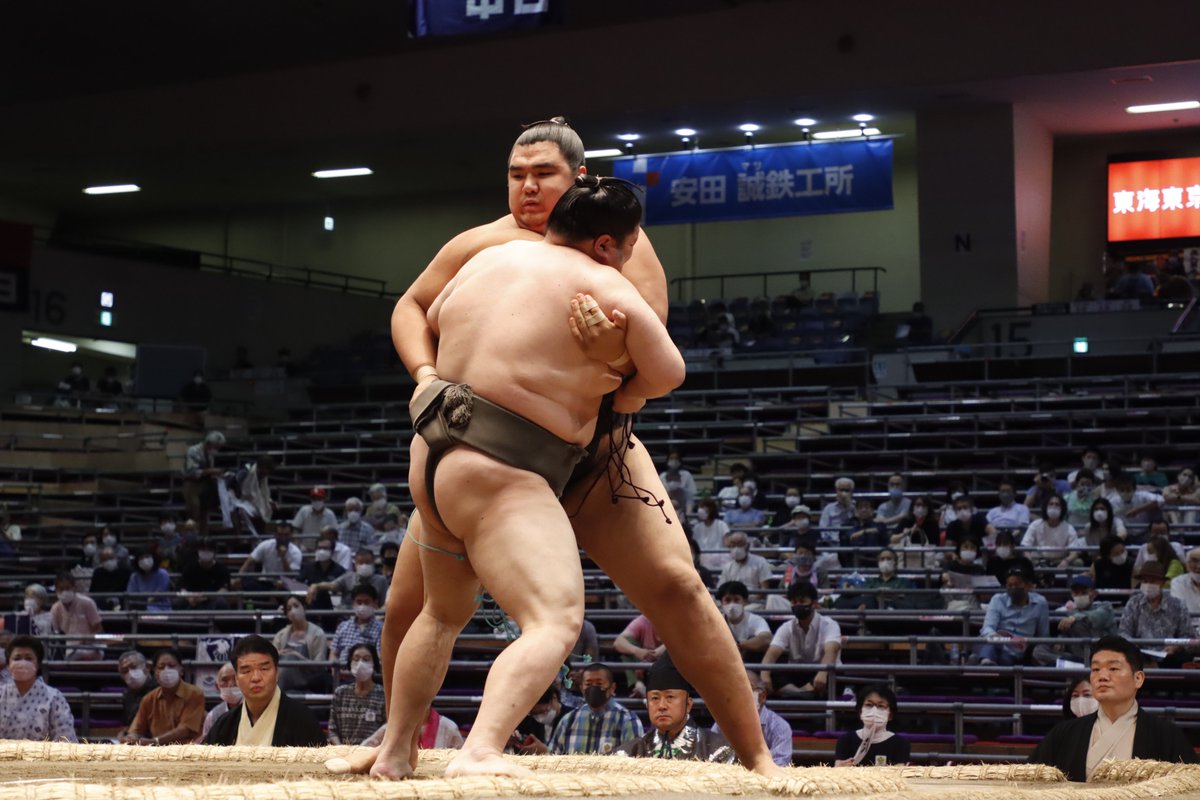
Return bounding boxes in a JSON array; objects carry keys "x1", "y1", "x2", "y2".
[
  {"x1": 203, "y1": 635, "x2": 325, "y2": 747},
  {"x1": 1029, "y1": 635, "x2": 1197, "y2": 781}
]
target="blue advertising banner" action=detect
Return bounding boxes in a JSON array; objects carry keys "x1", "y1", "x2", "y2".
[
  {"x1": 610, "y1": 140, "x2": 893, "y2": 225},
  {"x1": 411, "y1": 0, "x2": 555, "y2": 38}
]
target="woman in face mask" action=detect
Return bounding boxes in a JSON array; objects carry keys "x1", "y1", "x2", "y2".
[
  {"x1": 273, "y1": 596, "x2": 331, "y2": 693},
  {"x1": 833, "y1": 685, "x2": 909, "y2": 767},
  {"x1": 1139, "y1": 536, "x2": 1186, "y2": 582},
  {"x1": 20, "y1": 584, "x2": 54, "y2": 638},
  {"x1": 1163, "y1": 467, "x2": 1200, "y2": 527},
  {"x1": 1090, "y1": 535, "x2": 1134, "y2": 589},
  {"x1": 328, "y1": 643, "x2": 385, "y2": 745},
  {"x1": 658, "y1": 452, "x2": 697, "y2": 516},
  {"x1": 848, "y1": 548, "x2": 916, "y2": 611},
  {"x1": 1074, "y1": 498, "x2": 1125, "y2": 554},
  {"x1": 1061, "y1": 678, "x2": 1099, "y2": 719},
  {"x1": 125, "y1": 550, "x2": 173, "y2": 612},
  {"x1": 890, "y1": 495, "x2": 938, "y2": 570},
  {"x1": 1020, "y1": 494, "x2": 1077, "y2": 567},
  {"x1": 0, "y1": 635, "x2": 79, "y2": 743},
  {"x1": 943, "y1": 539, "x2": 986, "y2": 612},
  {"x1": 690, "y1": 499, "x2": 730, "y2": 571},
  {"x1": 120, "y1": 648, "x2": 205, "y2": 745}
]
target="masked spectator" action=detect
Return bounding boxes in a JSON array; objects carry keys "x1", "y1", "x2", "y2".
[
  {"x1": 294, "y1": 487, "x2": 337, "y2": 539},
  {"x1": 328, "y1": 584, "x2": 383, "y2": 665},
  {"x1": 1108, "y1": 474, "x2": 1164, "y2": 536},
  {"x1": 127, "y1": 551, "x2": 172, "y2": 612},
  {"x1": 987, "y1": 479, "x2": 1031, "y2": 532},
  {"x1": 1134, "y1": 455, "x2": 1168, "y2": 491},
  {"x1": 834, "y1": 684, "x2": 909, "y2": 767},
  {"x1": 99, "y1": 527, "x2": 130, "y2": 570},
  {"x1": 1025, "y1": 464, "x2": 1071, "y2": 515},
  {"x1": 1090, "y1": 535, "x2": 1134, "y2": 589},
  {"x1": 179, "y1": 539, "x2": 231, "y2": 610},
  {"x1": 50, "y1": 572, "x2": 103, "y2": 661},
  {"x1": 364, "y1": 483, "x2": 400, "y2": 531},
  {"x1": 1169, "y1": 547, "x2": 1200, "y2": 634},
  {"x1": 945, "y1": 494, "x2": 988, "y2": 550},
  {"x1": 724, "y1": 485, "x2": 767, "y2": 530},
  {"x1": 691, "y1": 498, "x2": 730, "y2": 571},
  {"x1": 819, "y1": 477, "x2": 856, "y2": 538},
  {"x1": 891, "y1": 495, "x2": 938, "y2": 570},
  {"x1": 548, "y1": 663, "x2": 643, "y2": 755},
  {"x1": 1120, "y1": 561, "x2": 1192, "y2": 667},
  {"x1": 969, "y1": 565, "x2": 1048, "y2": 666},
  {"x1": 1067, "y1": 449, "x2": 1105, "y2": 485},
  {"x1": 511, "y1": 684, "x2": 568, "y2": 755},
  {"x1": 310, "y1": 548, "x2": 388, "y2": 610},
  {"x1": 876, "y1": 475, "x2": 912, "y2": 528},
  {"x1": 274, "y1": 595, "x2": 330, "y2": 693},
  {"x1": 847, "y1": 499, "x2": 886, "y2": 548},
  {"x1": 1065, "y1": 470, "x2": 1099, "y2": 529},
  {"x1": 717, "y1": 532, "x2": 773, "y2": 600},
  {"x1": 1162, "y1": 466, "x2": 1200, "y2": 526},
  {"x1": 781, "y1": 541, "x2": 839, "y2": 590},
  {"x1": 1062, "y1": 678, "x2": 1099, "y2": 719},
  {"x1": 716, "y1": 463, "x2": 750, "y2": 505},
  {"x1": 328, "y1": 643, "x2": 384, "y2": 745},
  {"x1": 0, "y1": 635, "x2": 77, "y2": 742},
  {"x1": 90, "y1": 544, "x2": 131, "y2": 610},
  {"x1": 200, "y1": 662, "x2": 242, "y2": 742},
  {"x1": 716, "y1": 581, "x2": 771, "y2": 657},
  {"x1": 986, "y1": 530, "x2": 1035, "y2": 586},
  {"x1": 1032, "y1": 575, "x2": 1116, "y2": 666},
  {"x1": 1021, "y1": 494, "x2": 1077, "y2": 566},
  {"x1": 121, "y1": 648, "x2": 204, "y2": 745},
  {"x1": 22, "y1": 584, "x2": 54, "y2": 638},
  {"x1": 117, "y1": 651, "x2": 157, "y2": 732},
  {"x1": 338, "y1": 497, "x2": 378, "y2": 553},
  {"x1": 761, "y1": 581, "x2": 841, "y2": 698}
]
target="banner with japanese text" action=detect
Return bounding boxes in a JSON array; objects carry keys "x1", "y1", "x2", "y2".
[
  {"x1": 1108, "y1": 157, "x2": 1200, "y2": 242},
  {"x1": 611, "y1": 140, "x2": 893, "y2": 225},
  {"x1": 410, "y1": 0, "x2": 556, "y2": 38}
]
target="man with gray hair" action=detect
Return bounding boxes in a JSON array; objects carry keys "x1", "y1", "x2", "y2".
[
  {"x1": 117, "y1": 650, "x2": 156, "y2": 732},
  {"x1": 183, "y1": 430, "x2": 225, "y2": 534},
  {"x1": 819, "y1": 477, "x2": 857, "y2": 540},
  {"x1": 339, "y1": 497, "x2": 378, "y2": 553},
  {"x1": 365, "y1": 483, "x2": 400, "y2": 530},
  {"x1": 1168, "y1": 547, "x2": 1200, "y2": 635}
]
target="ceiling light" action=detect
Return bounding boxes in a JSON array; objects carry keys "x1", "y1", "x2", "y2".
[
  {"x1": 793, "y1": 118, "x2": 817, "y2": 126},
  {"x1": 812, "y1": 127, "x2": 881, "y2": 140},
  {"x1": 584, "y1": 148, "x2": 623, "y2": 159},
  {"x1": 617, "y1": 133, "x2": 640, "y2": 141},
  {"x1": 31, "y1": 337, "x2": 77, "y2": 353},
  {"x1": 674, "y1": 128, "x2": 697, "y2": 137},
  {"x1": 852, "y1": 113, "x2": 875, "y2": 122},
  {"x1": 1125, "y1": 100, "x2": 1199, "y2": 114},
  {"x1": 312, "y1": 167, "x2": 374, "y2": 179},
  {"x1": 738, "y1": 123, "x2": 761, "y2": 132},
  {"x1": 83, "y1": 184, "x2": 140, "y2": 195}
]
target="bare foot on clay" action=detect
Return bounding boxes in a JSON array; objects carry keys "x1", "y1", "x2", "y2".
[
  {"x1": 369, "y1": 748, "x2": 416, "y2": 781},
  {"x1": 325, "y1": 746, "x2": 378, "y2": 775},
  {"x1": 445, "y1": 746, "x2": 532, "y2": 779}
]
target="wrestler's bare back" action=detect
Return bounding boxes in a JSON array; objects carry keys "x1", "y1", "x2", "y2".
[{"x1": 428, "y1": 239, "x2": 681, "y2": 446}]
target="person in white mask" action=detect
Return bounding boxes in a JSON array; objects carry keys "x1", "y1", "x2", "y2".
[
  {"x1": 716, "y1": 581, "x2": 771, "y2": 655},
  {"x1": 1061, "y1": 678, "x2": 1099, "y2": 719},
  {"x1": 1032, "y1": 575, "x2": 1117, "y2": 666},
  {"x1": 834, "y1": 685, "x2": 909, "y2": 766},
  {"x1": 200, "y1": 662, "x2": 243, "y2": 742},
  {"x1": 1168, "y1": 547, "x2": 1200, "y2": 633},
  {"x1": 1118, "y1": 561, "x2": 1193, "y2": 668},
  {"x1": 274, "y1": 595, "x2": 331, "y2": 692},
  {"x1": 691, "y1": 498, "x2": 730, "y2": 571},
  {"x1": 117, "y1": 650, "x2": 156, "y2": 731},
  {"x1": 0, "y1": 635, "x2": 77, "y2": 742},
  {"x1": 329, "y1": 584, "x2": 383, "y2": 666},
  {"x1": 313, "y1": 548, "x2": 389, "y2": 610},
  {"x1": 238, "y1": 520, "x2": 303, "y2": 592},
  {"x1": 1162, "y1": 467, "x2": 1200, "y2": 526},
  {"x1": 328, "y1": 643, "x2": 386, "y2": 745},
  {"x1": 50, "y1": 572, "x2": 103, "y2": 661},
  {"x1": 21, "y1": 583, "x2": 53, "y2": 638},
  {"x1": 724, "y1": 485, "x2": 767, "y2": 530},
  {"x1": 338, "y1": 497, "x2": 378, "y2": 553},
  {"x1": 1030, "y1": 636, "x2": 1198, "y2": 781},
  {"x1": 121, "y1": 648, "x2": 204, "y2": 745},
  {"x1": 364, "y1": 483, "x2": 400, "y2": 531},
  {"x1": 716, "y1": 532, "x2": 773, "y2": 603},
  {"x1": 294, "y1": 487, "x2": 338, "y2": 538},
  {"x1": 1021, "y1": 495, "x2": 1078, "y2": 566},
  {"x1": 658, "y1": 451, "x2": 697, "y2": 516}
]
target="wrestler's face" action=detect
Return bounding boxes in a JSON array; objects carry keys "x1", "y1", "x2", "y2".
[
  {"x1": 236, "y1": 652, "x2": 278, "y2": 702},
  {"x1": 508, "y1": 142, "x2": 581, "y2": 233},
  {"x1": 646, "y1": 689, "x2": 692, "y2": 735},
  {"x1": 1090, "y1": 649, "x2": 1143, "y2": 705}
]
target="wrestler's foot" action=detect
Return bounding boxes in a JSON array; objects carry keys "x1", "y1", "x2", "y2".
[
  {"x1": 445, "y1": 746, "x2": 532, "y2": 779},
  {"x1": 325, "y1": 746, "x2": 378, "y2": 775},
  {"x1": 747, "y1": 758, "x2": 787, "y2": 778},
  {"x1": 369, "y1": 746, "x2": 416, "y2": 781}
]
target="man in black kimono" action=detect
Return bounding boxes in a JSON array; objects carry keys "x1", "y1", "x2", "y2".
[
  {"x1": 615, "y1": 652, "x2": 736, "y2": 763},
  {"x1": 1029, "y1": 635, "x2": 1196, "y2": 781}
]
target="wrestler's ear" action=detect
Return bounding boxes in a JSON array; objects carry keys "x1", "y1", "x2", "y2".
[
  {"x1": 593, "y1": 234, "x2": 617, "y2": 264},
  {"x1": 577, "y1": 164, "x2": 588, "y2": 176}
]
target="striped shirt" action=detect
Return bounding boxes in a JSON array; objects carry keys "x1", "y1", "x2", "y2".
[
  {"x1": 329, "y1": 616, "x2": 383, "y2": 660},
  {"x1": 328, "y1": 684, "x2": 385, "y2": 745},
  {"x1": 549, "y1": 701, "x2": 643, "y2": 755}
]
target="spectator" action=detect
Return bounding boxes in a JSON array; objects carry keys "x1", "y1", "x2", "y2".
[
  {"x1": 228, "y1": 455, "x2": 276, "y2": 539},
  {"x1": 1109, "y1": 474, "x2": 1164, "y2": 535},
  {"x1": 179, "y1": 370, "x2": 212, "y2": 411},
  {"x1": 781, "y1": 541, "x2": 839, "y2": 590},
  {"x1": 1119, "y1": 562, "x2": 1192, "y2": 667},
  {"x1": 511, "y1": 684, "x2": 568, "y2": 755},
  {"x1": 945, "y1": 494, "x2": 988, "y2": 549},
  {"x1": 0, "y1": 635, "x2": 77, "y2": 742},
  {"x1": 943, "y1": 538, "x2": 988, "y2": 613},
  {"x1": 876, "y1": 474, "x2": 912, "y2": 528},
  {"x1": 417, "y1": 705, "x2": 464, "y2": 750},
  {"x1": 548, "y1": 663, "x2": 643, "y2": 755},
  {"x1": 987, "y1": 479, "x2": 1031, "y2": 532},
  {"x1": 1021, "y1": 494, "x2": 1077, "y2": 566},
  {"x1": 379, "y1": 540, "x2": 401, "y2": 584},
  {"x1": 715, "y1": 463, "x2": 750, "y2": 505},
  {"x1": 310, "y1": 548, "x2": 388, "y2": 609},
  {"x1": 1169, "y1": 547, "x2": 1200, "y2": 634},
  {"x1": 687, "y1": 536, "x2": 717, "y2": 589},
  {"x1": 969, "y1": 565, "x2": 1048, "y2": 666},
  {"x1": 378, "y1": 513, "x2": 407, "y2": 549},
  {"x1": 178, "y1": 539, "x2": 231, "y2": 610},
  {"x1": 50, "y1": 572, "x2": 103, "y2": 661},
  {"x1": 126, "y1": 551, "x2": 172, "y2": 612},
  {"x1": 657, "y1": 452, "x2": 697, "y2": 515},
  {"x1": 712, "y1": 670, "x2": 792, "y2": 767},
  {"x1": 716, "y1": 581, "x2": 771, "y2": 657},
  {"x1": 834, "y1": 684, "x2": 909, "y2": 767},
  {"x1": 0, "y1": 632, "x2": 12, "y2": 684},
  {"x1": 851, "y1": 548, "x2": 915, "y2": 610},
  {"x1": 1032, "y1": 576, "x2": 1117, "y2": 666},
  {"x1": 328, "y1": 643, "x2": 385, "y2": 745},
  {"x1": 273, "y1": 595, "x2": 330, "y2": 693},
  {"x1": 1133, "y1": 533, "x2": 1186, "y2": 582},
  {"x1": 1067, "y1": 449, "x2": 1105, "y2": 485},
  {"x1": 299, "y1": 535, "x2": 347, "y2": 604},
  {"x1": 182, "y1": 430, "x2": 225, "y2": 534},
  {"x1": 986, "y1": 530, "x2": 1035, "y2": 587},
  {"x1": 55, "y1": 361, "x2": 90, "y2": 405},
  {"x1": 90, "y1": 544, "x2": 131, "y2": 610},
  {"x1": 1133, "y1": 455, "x2": 1168, "y2": 491},
  {"x1": 761, "y1": 581, "x2": 841, "y2": 698},
  {"x1": 75, "y1": 530, "x2": 100, "y2": 569},
  {"x1": 238, "y1": 520, "x2": 303, "y2": 592},
  {"x1": 117, "y1": 651, "x2": 156, "y2": 731},
  {"x1": 21, "y1": 584, "x2": 54, "y2": 637},
  {"x1": 717, "y1": 532, "x2": 773, "y2": 600},
  {"x1": 1064, "y1": 469, "x2": 1099, "y2": 529},
  {"x1": 96, "y1": 366, "x2": 123, "y2": 397},
  {"x1": 294, "y1": 487, "x2": 337, "y2": 539},
  {"x1": 200, "y1": 662, "x2": 241, "y2": 742},
  {"x1": 847, "y1": 499, "x2": 886, "y2": 549},
  {"x1": 338, "y1": 497, "x2": 378, "y2": 553},
  {"x1": 1163, "y1": 466, "x2": 1200, "y2": 526},
  {"x1": 1090, "y1": 535, "x2": 1134, "y2": 590},
  {"x1": 819, "y1": 477, "x2": 856, "y2": 537},
  {"x1": 691, "y1": 498, "x2": 730, "y2": 570},
  {"x1": 613, "y1": 614, "x2": 664, "y2": 696},
  {"x1": 320, "y1": 526, "x2": 354, "y2": 571},
  {"x1": 1110, "y1": 259, "x2": 1156, "y2": 299},
  {"x1": 364, "y1": 483, "x2": 400, "y2": 530},
  {"x1": 776, "y1": 503, "x2": 814, "y2": 550},
  {"x1": 153, "y1": 515, "x2": 182, "y2": 568},
  {"x1": 614, "y1": 653, "x2": 735, "y2": 763},
  {"x1": 203, "y1": 635, "x2": 325, "y2": 746},
  {"x1": 1029, "y1": 636, "x2": 1198, "y2": 781},
  {"x1": 724, "y1": 485, "x2": 767, "y2": 529},
  {"x1": 1062, "y1": 678, "x2": 1099, "y2": 719},
  {"x1": 939, "y1": 482, "x2": 967, "y2": 529},
  {"x1": 99, "y1": 527, "x2": 130, "y2": 570},
  {"x1": 328, "y1": 584, "x2": 383, "y2": 665},
  {"x1": 771, "y1": 487, "x2": 805, "y2": 532},
  {"x1": 1, "y1": 505, "x2": 20, "y2": 557},
  {"x1": 1070, "y1": 498, "x2": 1126, "y2": 562},
  {"x1": 1025, "y1": 464, "x2": 1071, "y2": 517},
  {"x1": 122, "y1": 648, "x2": 205, "y2": 745},
  {"x1": 891, "y1": 495, "x2": 938, "y2": 570}
]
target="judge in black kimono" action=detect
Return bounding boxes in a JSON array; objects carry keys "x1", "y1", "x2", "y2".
[{"x1": 615, "y1": 652, "x2": 736, "y2": 763}]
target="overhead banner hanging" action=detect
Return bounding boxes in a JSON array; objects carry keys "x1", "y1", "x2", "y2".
[
  {"x1": 410, "y1": 0, "x2": 556, "y2": 38},
  {"x1": 611, "y1": 139, "x2": 893, "y2": 225}
]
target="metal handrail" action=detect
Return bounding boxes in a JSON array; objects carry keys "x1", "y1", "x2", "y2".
[{"x1": 669, "y1": 266, "x2": 886, "y2": 301}]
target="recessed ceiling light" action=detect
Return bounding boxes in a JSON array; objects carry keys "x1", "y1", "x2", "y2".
[
  {"x1": 1125, "y1": 100, "x2": 1199, "y2": 114},
  {"x1": 584, "y1": 148, "x2": 623, "y2": 159},
  {"x1": 812, "y1": 127, "x2": 881, "y2": 140},
  {"x1": 852, "y1": 113, "x2": 875, "y2": 122},
  {"x1": 312, "y1": 167, "x2": 374, "y2": 179},
  {"x1": 30, "y1": 337, "x2": 77, "y2": 353},
  {"x1": 617, "y1": 133, "x2": 640, "y2": 142},
  {"x1": 83, "y1": 184, "x2": 140, "y2": 195},
  {"x1": 674, "y1": 128, "x2": 697, "y2": 137},
  {"x1": 738, "y1": 123, "x2": 761, "y2": 132},
  {"x1": 793, "y1": 118, "x2": 817, "y2": 126}
]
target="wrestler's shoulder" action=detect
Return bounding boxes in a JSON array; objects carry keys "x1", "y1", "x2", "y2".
[{"x1": 450, "y1": 215, "x2": 542, "y2": 260}]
